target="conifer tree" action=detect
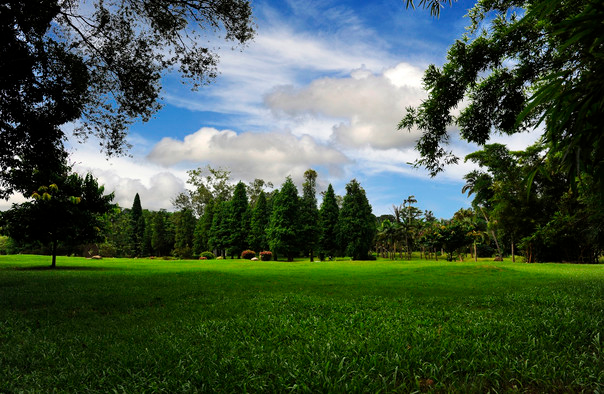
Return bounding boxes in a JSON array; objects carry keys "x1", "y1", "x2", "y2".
[
  {"x1": 267, "y1": 177, "x2": 300, "y2": 261},
  {"x1": 130, "y1": 193, "x2": 145, "y2": 257},
  {"x1": 299, "y1": 169, "x2": 320, "y2": 261},
  {"x1": 318, "y1": 184, "x2": 340, "y2": 260},
  {"x1": 248, "y1": 191, "x2": 269, "y2": 252},
  {"x1": 193, "y1": 199, "x2": 215, "y2": 255},
  {"x1": 228, "y1": 182, "x2": 250, "y2": 258},
  {"x1": 338, "y1": 179, "x2": 376, "y2": 260}
]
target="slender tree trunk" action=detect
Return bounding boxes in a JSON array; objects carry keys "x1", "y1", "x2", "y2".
[
  {"x1": 511, "y1": 238, "x2": 515, "y2": 262},
  {"x1": 51, "y1": 240, "x2": 57, "y2": 269},
  {"x1": 310, "y1": 249, "x2": 314, "y2": 262},
  {"x1": 474, "y1": 242, "x2": 477, "y2": 262}
]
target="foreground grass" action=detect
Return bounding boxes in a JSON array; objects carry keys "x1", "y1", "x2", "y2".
[{"x1": 0, "y1": 255, "x2": 602, "y2": 392}]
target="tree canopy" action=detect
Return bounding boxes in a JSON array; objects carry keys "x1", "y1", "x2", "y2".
[
  {"x1": 0, "y1": 170, "x2": 114, "y2": 267},
  {"x1": 1, "y1": 0, "x2": 254, "y2": 197},
  {"x1": 399, "y1": 0, "x2": 604, "y2": 194}
]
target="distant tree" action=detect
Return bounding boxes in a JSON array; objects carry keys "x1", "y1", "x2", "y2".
[
  {"x1": 246, "y1": 178, "x2": 274, "y2": 208},
  {"x1": 209, "y1": 201, "x2": 231, "y2": 259},
  {"x1": 0, "y1": 171, "x2": 114, "y2": 267},
  {"x1": 299, "y1": 169, "x2": 320, "y2": 261},
  {"x1": 267, "y1": 177, "x2": 300, "y2": 262},
  {"x1": 193, "y1": 200, "x2": 215, "y2": 256},
  {"x1": 151, "y1": 210, "x2": 174, "y2": 256},
  {"x1": 398, "y1": 196, "x2": 423, "y2": 259},
  {"x1": 129, "y1": 193, "x2": 145, "y2": 257},
  {"x1": 174, "y1": 166, "x2": 234, "y2": 217},
  {"x1": 338, "y1": 179, "x2": 376, "y2": 260},
  {"x1": 173, "y1": 208, "x2": 196, "y2": 259},
  {"x1": 101, "y1": 207, "x2": 133, "y2": 257},
  {"x1": 228, "y1": 182, "x2": 250, "y2": 259},
  {"x1": 318, "y1": 184, "x2": 340, "y2": 260},
  {"x1": 248, "y1": 191, "x2": 269, "y2": 253}
]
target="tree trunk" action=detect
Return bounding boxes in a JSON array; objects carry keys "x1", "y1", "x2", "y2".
[
  {"x1": 511, "y1": 238, "x2": 515, "y2": 262},
  {"x1": 51, "y1": 240, "x2": 57, "y2": 269},
  {"x1": 474, "y1": 242, "x2": 477, "y2": 262},
  {"x1": 310, "y1": 249, "x2": 314, "y2": 262}
]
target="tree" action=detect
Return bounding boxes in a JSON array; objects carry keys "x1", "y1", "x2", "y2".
[
  {"x1": 267, "y1": 177, "x2": 300, "y2": 262},
  {"x1": 173, "y1": 166, "x2": 235, "y2": 217},
  {"x1": 150, "y1": 210, "x2": 174, "y2": 257},
  {"x1": 173, "y1": 208, "x2": 196, "y2": 259},
  {"x1": 298, "y1": 169, "x2": 320, "y2": 261},
  {"x1": 318, "y1": 184, "x2": 340, "y2": 260},
  {"x1": 0, "y1": 170, "x2": 114, "y2": 267},
  {"x1": 400, "y1": 0, "x2": 604, "y2": 195},
  {"x1": 193, "y1": 199, "x2": 215, "y2": 256},
  {"x1": 248, "y1": 191, "x2": 269, "y2": 253},
  {"x1": 1, "y1": 0, "x2": 254, "y2": 198},
  {"x1": 228, "y1": 181, "x2": 250, "y2": 258},
  {"x1": 130, "y1": 193, "x2": 145, "y2": 257},
  {"x1": 338, "y1": 179, "x2": 376, "y2": 260},
  {"x1": 208, "y1": 200, "x2": 230, "y2": 259}
]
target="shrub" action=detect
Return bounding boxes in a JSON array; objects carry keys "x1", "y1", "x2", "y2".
[
  {"x1": 200, "y1": 251, "x2": 215, "y2": 260},
  {"x1": 199, "y1": 256, "x2": 207, "y2": 260},
  {"x1": 241, "y1": 250, "x2": 256, "y2": 260},
  {"x1": 260, "y1": 251, "x2": 272, "y2": 261}
]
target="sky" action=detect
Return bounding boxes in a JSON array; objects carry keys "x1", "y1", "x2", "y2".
[{"x1": 5, "y1": 0, "x2": 540, "y2": 218}]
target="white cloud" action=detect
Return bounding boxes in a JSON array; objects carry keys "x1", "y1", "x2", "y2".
[
  {"x1": 265, "y1": 62, "x2": 427, "y2": 150},
  {"x1": 146, "y1": 127, "x2": 351, "y2": 185}
]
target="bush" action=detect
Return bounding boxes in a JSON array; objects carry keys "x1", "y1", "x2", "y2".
[
  {"x1": 200, "y1": 251, "x2": 215, "y2": 260},
  {"x1": 260, "y1": 251, "x2": 272, "y2": 261},
  {"x1": 241, "y1": 250, "x2": 256, "y2": 260}
]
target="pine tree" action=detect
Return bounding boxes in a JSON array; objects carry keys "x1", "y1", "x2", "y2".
[
  {"x1": 173, "y1": 208, "x2": 196, "y2": 259},
  {"x1": 130, "y1": 193, "x2": 145, "y2": 257},
  {"x1": 267, "y1": 177, "x2": 300, "y2": 261},
  {"x1": 299, "y1": 169, "x2": 319, "y2": 261},
  {"x1": 338, "y1": 179, "x2": 376, "y2": 260},
  {"x1": 318, "y1": 184, "x2": 340, "y2": 260},
  {"x1": 209, "y1": 201, "x2": 230, "y2": 259},
  {"x1": 228, "y1": 182, "x2": 250, "y2": 258},
  {"x1": 248, "y1": 191, "x2": 269, "y2": 252}
]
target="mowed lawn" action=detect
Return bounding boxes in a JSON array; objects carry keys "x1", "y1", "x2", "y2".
[{"x1": 0, "y1": 255, "x2": 602, "y2": 392}]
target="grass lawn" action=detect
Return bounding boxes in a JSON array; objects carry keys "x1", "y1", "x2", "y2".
[{"x1": 0, "y1": 255, "x2": 602, "y2": 392}]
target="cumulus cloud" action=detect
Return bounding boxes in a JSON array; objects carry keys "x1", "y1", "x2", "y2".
[
  {"x1": 265, "y1": 62, "x2": 427, "y2": 150},
  {"x1": 146, "y1": 127, "x2": 351, "y2": 184}
]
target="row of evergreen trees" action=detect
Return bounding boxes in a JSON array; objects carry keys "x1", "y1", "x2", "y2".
[{"x1": 103, "y1": 170, "x2": 376, "y2": 261}]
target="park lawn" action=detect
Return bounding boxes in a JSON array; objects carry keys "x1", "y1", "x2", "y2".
[{"x1": 0, "y1": 255, "x2": 602, "y2": 392}]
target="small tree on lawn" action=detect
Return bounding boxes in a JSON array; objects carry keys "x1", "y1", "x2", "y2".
[{"x1": 0, "y1": 171, "x2": 114, "y2": 268}]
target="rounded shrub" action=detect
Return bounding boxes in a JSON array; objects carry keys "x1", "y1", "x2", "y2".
[
  {"x1": 200, "y1": 251, "x2": 215, "y2": 260},
  {"x1": 260, "y1": 251, "x2": 272, "y2": 261},
  {"x1": 241, "y1": 250, "x2": 256, "y2": 260}
]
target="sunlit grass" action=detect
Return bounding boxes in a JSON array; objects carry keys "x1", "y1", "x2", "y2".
[{"x1": 1, "y1": 255, "x2": 602, "y2": 392}]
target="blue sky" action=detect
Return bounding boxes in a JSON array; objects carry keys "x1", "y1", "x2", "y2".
[{"x1": 16, "y1": 0, "x2": 539, "y2": 218}]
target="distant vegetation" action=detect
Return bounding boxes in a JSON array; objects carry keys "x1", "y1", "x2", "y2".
[{"x1": 2, "y1": 164, "x2": 602, "y2": 265}]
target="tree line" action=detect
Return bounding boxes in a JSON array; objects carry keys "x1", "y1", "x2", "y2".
[{"x1": 1, "y1": 159, "x2": 602, "y2": 264}]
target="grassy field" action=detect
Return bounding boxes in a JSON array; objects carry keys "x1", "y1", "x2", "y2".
[{"x1": 0, "y1": 255, "x2": 602, "y2": 392}]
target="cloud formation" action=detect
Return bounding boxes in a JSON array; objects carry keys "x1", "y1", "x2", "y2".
[
  {"x1": 146, "y1": 127, "x2": 351, "y2": 184},
  {"x1": 265, "y1": 63, "x2": 427, "y2": 150}
]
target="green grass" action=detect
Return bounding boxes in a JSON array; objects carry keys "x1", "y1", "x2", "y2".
[{"x1": 0, "y1": 255, "x2": 602, "y2": 392}]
